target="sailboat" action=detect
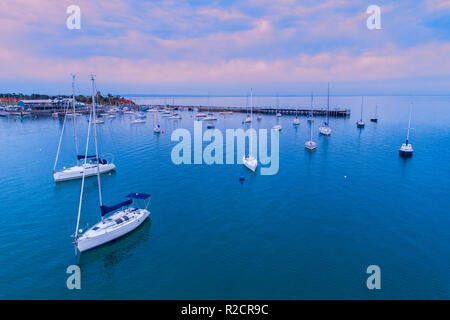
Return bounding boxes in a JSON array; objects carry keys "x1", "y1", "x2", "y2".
[
  {"x1": 356, "y1": 97, "x2": 365, "y2": 128},
  {"x1": 276, "y1": 94, "x2": 282, "y2": 117},
  {"x1": 305, "y1": 93, "x2": 317, "y2": 150},
  {"x1": 319, "y1": 82, "x2": 332, "y2": 135},
  {"x1": 272, "y1": 94, "x2": 282, "y2": 130},
  {"x1": 399, "y1": 103, "x2": 414, "y2": 157},
  {"x1": 244, "y1": 93, "x2": 252, "y2": 123},
  {"x1": 53, "y1": 75, "x2": 115, "y2": 182},
  {"x1": 131, "y1": 118, "x2": 146, "y2": 124},
  {"x1": 243, "y1": 89, "x2": 258, "y2": 172},
  {"x1": 204, "y1": 95, "x2": 217, "y2": 121},
  {"x1": 370, "y1": 104, "x2": 378, "y2": 122},
  {"x1": 293, "y1": 96, "x2": 300, "y2": 125},
  {"x1": 154, "y1": 109, "x2": 161, "y2": 133},
  {"x1": 74, "y1": 75, "x2": 151, "y2": 253}
]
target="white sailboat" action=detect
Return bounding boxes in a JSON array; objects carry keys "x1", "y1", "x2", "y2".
[
  {"x1": 53, "y1": 75, "x2": 115, "y2": 182},
  {"x1": 305, "y1": 93, "x2": 317, "y2": 150},
  {"x1": 273, "y1": 94, "x2": 282, "y2": 130},
  {"x1": 244, "y1": 93, "x2": 252, "y2": 123},
  {"x1": 276, "y1": 94, "x2": 281, "y2": 117},
  {"x1": 74, "y1": 75, "x2": 151, "y2": 253},
  {"x1": 319, "y1": 82, "x2": 332, "y2": 135},
  {"x1": 356, "y1": 97, "x2": 365, "y2": 128},
  {"x1": 204, "y1": 96, "x2": 217, "y2": 121},
  {"x1": 370, "y1": 104, "x2": 378, "y2": 122},
  {"x1": 243, "y1": 89, "x2": 258, "y2": 172},
  {"x1": 169, "y1": 113, "x2": 182, "y2": 119},
  {"x1": 154, "y1": 109, "x2": 161, "y2": 133},
  {"x1": 399, "y1": 103, "x2": 414, "y2": 157},
  {"x1": 293, "y1": 97, "x2": 300, "y2": 125},
  {"x1": 131, "y1": 115, "x2": 146, "y2": 124}
]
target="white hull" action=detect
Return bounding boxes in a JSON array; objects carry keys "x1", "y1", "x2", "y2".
[
  {"x1": 243, "y1": 156, "x2": 257, "y2": 172},
  {"x1": 77, "y1": 208, "x2": 150, "y2": 252},
  {"x1": 305, "y1": 140, "x2": 317, "y2": 150},
  {"x1": 54, "y1": 163, "x2": 116, "y2": 182},
  {"x1": 399, "y1": 143, "x2": 413, "y2": 156},
  {"x1": 273, "y1": 124, "x2": 282, "y2": 131},
  {"x1": 319, "y1": 126, "x2": 331, "y2": 135},
  {"x1": 293, "y1": 118, "x2": 300, "y2": 125}
]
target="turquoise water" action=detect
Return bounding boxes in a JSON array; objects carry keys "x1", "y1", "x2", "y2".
[{"x1": 0, "y1": 95, "x2": 449, "y2": 299}]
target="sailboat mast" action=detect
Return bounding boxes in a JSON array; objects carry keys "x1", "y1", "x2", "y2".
[
  {"x1": 406, "y1": 102, "x2": 412, "y2": 144},
  {"x1": 250, "y1": 88, "x2": 253, "y2": 156},
  {"x1": 53, "y1": 94, "x2": 69, "y2": 172},
  {"x1": 75, "y1": 107, "x2": 93, "y2": 240},
  {"x1": 72, "y1": 74, "x2": 79, "y2": 164},
  {"x1": 310, "y1": 93, "x2": 314, "y2": 140},
  {"x1": 327, "y1": 82, "x2": 330, "y2": 124},
  {"x1": 90, "y1": 74, "x2": 104, "y2": 217},
  {"x1": 360, "y1": 97, "x2": 364, "y2": 121}
]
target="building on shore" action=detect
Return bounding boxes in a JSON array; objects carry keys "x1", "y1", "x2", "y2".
[{"x1": 17, "y1": 98, "x2": 86, "y2": 112}]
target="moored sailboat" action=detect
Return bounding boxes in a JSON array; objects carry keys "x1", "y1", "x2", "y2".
[
  {"x1": 74, "y1": 75, "x2": 151, "y2": 253},
  {"x1": 243, "y1": 89, "x2": 258, "y2": 172},
  {"x1": 319, "y1": 83, "x2": 332, "y2": 135},
  {"x1": 399, "y1": 103, "x2": 414, "y2": 157},
  {"x1": 305, "y1": 93, "x2": 317, "y2": 150},
  {"x1": 53, "y1": 75, "x2": 115, "y2": 182},
  {"x1": 356, "y1": 97, "x2": 365, "y2": 128}
]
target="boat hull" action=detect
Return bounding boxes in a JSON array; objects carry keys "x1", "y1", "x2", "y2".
[
  {"x1": 77, "y1": 209, "x2": 150, "y2": 252},
  {"x1": 319, "y1": 126, "x2": 331, "y2": 135},
  {"x1": 54, "y1": 163, "x2": 116, "y2": 182},
  {"x1": 399, "y1": 150, "x2": 413, "y2": 157},
  {"x1": 399, "y1": 143, "x2": 413, "y2": 157},
  {"x1": 243, "y1": 156, "x2": 257, "y2": 172},
  {"x1": 305, "y1": 141, "x2": 317, "y2": 150}
]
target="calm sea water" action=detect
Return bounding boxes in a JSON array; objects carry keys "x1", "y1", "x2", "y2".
[{"x1": 0, "y1": 95, "x2": 449, "y2": 299}]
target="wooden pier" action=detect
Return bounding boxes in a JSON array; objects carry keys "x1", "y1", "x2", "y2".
[{"x1": 160, "y1": 105, "x2": 351, "y2": 117}]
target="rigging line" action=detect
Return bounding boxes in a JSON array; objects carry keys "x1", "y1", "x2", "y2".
[
  {"x1": 72, "y1": 74, "x2": 79, "y2": 164},
  {"x1": 53, "y1": 98, "x2": 69, "y2": 172},
  {"x1": 75, "y1": 105, "x2": 93, "y2": 240},
  {"x1": 91, "y1": 75, "x2": 104, "y2": 214}
]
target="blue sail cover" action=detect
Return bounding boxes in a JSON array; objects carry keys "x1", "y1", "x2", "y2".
[
  {"x1": 77, "y1": 155, "x2": 97, "y2": 160},
  {"x1": 100, "y1": 199, "x2": 132, "y2": 216},
  {"x1": 126, "y1": 193, "x2": 151, "y2": 200}
]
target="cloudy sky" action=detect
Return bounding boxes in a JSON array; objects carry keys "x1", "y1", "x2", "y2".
[{"x1": 1, "y1": 0, "x2": 450, "y2": 95}]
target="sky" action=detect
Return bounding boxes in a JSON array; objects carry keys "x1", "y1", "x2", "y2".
[{"x1": 1, "y1": 0, "x2": 450, "y2": 95}]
